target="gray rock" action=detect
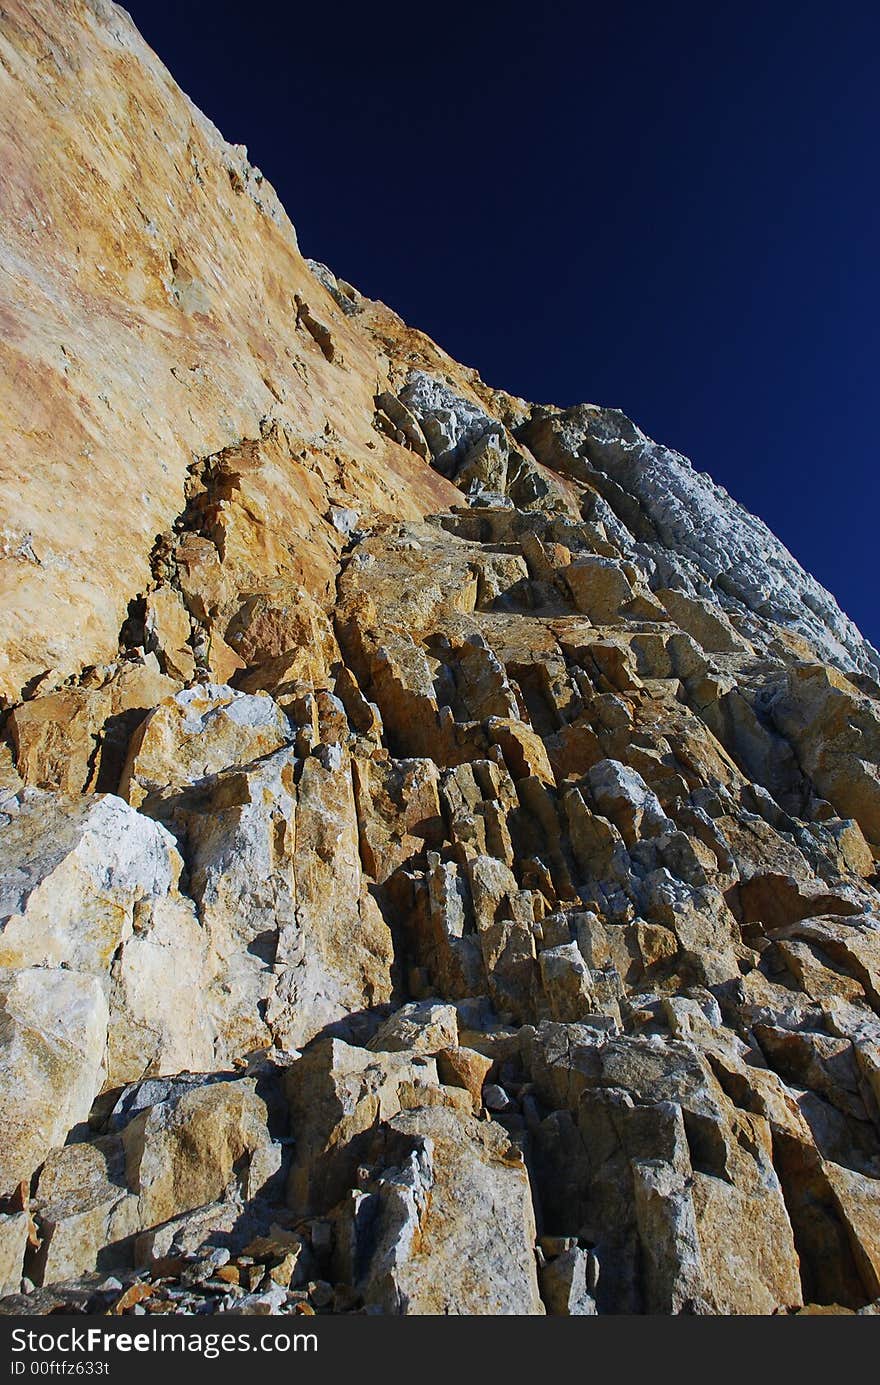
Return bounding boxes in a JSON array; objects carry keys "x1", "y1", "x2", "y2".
[{"x1": 483, "y1": 1083, "x2": 511, "y2": 1112}]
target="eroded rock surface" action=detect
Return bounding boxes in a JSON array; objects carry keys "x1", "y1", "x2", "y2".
[{"x1": 1, "y1": 0, "x2": 880, "y2": 1318}]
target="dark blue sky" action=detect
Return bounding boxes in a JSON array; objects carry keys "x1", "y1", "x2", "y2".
[{"x1": 124, "y1": 1, "x2": 880, "y2": 648}]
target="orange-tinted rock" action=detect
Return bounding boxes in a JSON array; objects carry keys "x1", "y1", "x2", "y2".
[
  {"x1": 8, "y1": 661, "x2": 178, "y2": 794},
  {"x1": 436, "y1": 1046, "x2": 495, "y2": 1110}
]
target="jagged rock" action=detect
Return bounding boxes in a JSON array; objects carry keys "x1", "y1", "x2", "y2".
[
  {"x1": 373, "y1": 392, "x2": 429, "y2": 460},
  {"x1": 436, "y1": 1046, "x2": 494, "y2": 1109},
  {"x1": 225, "y1": 587, "x2": 337, "y2": 688},
  {"x1": 587, "y1": 758, "x2": 673, "y2": 846},
  {"x1": 336, "y1": 1104, "x2": 544, "y2": 1314},
  {"x1": 22, "y1": 1073, "x2": 283, "y2": 1289},
  {"x1": 144, "y1": 586, "x2": 196, "y2": 682},
  {"x1": 0, "y1": 791, "x2": 182, "y2": 974},
  {"x1": 539, "y1": 943, "x2": 598, "y2": 1022},
  {"x1": 523, "y1": 1024, "x2": 804, "y2": 1312},
  {"x1": 656, "y1": 588, "x2": 748, "y2": 655},
  {"x1": 483, "y1": 1083, "x2": 512, "y2": 1112},
  {"x1": 413, "y1": 853, "x2": 486, "y2": 997},
  {"x1": 7, "y1": 662, "x2": 179, "y2": 795},
  {"x1": 822, "y1": 1162, "x2": 880, "y2": 1299},
  {"x1": 120, "y1": 684, "x2": 293, "y2": 809},
  {"x1": 769, "y1": 663, "x2": 880, "y2": 846},
  {"x1": 0, "y1": 966, "x2": 108, "y2": 1196},
  {"x1": 487, "y1": 717, "x2": 555, "y2": 786},
  {"x1": 121, "y1": 1077, "x2": 280, "y2": 1229},
  {"x1": 283, "y1": 1038, "x2": 446, "y2": 1217},
  {"x1": 520, "y1": 405, "x2": 879, "y2": 676},
  {"x1": 3, "y1": 0, "x2": 880, "y2": 1319},
  {"x1": 351, "y1": 754, "x2": 444, "y2": 883},
  {"x1": 539, "y1": 1245, "x2": 597, "y2": 1315},
  {"x1": 269, "y1": 742, "x2": 394, "y2": 1049},
  {"x1": 29, "y1": 1138, "x2": 140, "y2": 1287},
  {"x1": 156, "y1": 747, "x2": 298, "y2": 1056},
  {"x1": 400, "y1": 372, "x2": 500, "y2": 478},
  {"x1": 307, "y1": 260, "x2": 361, "y2": 317},
  {"x1": 0, "y1": 790, "x2": 215, "y2": 1181},
  {"x1": 564, "y1": 555, "x2": 638, "y2": 622}
]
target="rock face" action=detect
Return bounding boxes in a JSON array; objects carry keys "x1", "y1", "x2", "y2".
[{"x1": 1, "y1": 0, "x2": 880, "y2": 1319}]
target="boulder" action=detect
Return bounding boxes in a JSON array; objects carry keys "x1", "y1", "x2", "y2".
[
  {"x1": 29, "y1": 1138, "x2": 140, "y2": 1287},
  {"x1": 0, "y1": 967, "x2": 108, "y2": 1195},
  {"x1": 120, "y1": 685, "x2": 292, "y2": 809},
  {"x1": 121, "y1": 1078, "x2": 280, "y2": 1229},
  {"x1": 367, "y1": 1001, "x2": 459, "y2": 1055},
  {"x1": 0, "y1": 789, "x2": 216, "y2": 1090},
  {"x1": 339, "y1": 1103, "x2": 544, "y2": 1315}
]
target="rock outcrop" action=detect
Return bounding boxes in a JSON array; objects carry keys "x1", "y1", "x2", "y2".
[{"x1": 1, "y1": 0, "x2": 880, "y2": 1317}]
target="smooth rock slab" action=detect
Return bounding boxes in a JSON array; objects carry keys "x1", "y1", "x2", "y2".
[
  {"x1": 0, "y1": 966, "x2": 108, "y2": 1196},
  {"x1": 0, "y1": 1214, "x2": 29, "y2": 1297}
]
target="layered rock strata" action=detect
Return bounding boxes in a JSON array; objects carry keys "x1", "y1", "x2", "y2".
[{"x1": 2, "y1": 0, "x2": 880, "y2": 1317}]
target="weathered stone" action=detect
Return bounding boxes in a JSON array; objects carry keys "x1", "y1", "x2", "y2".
[
  {"x1": 564, "y1": 556, "x2": 636, "y2": 622},
  {"x1": 225, "y1": 588, "x2": 337, "y2": 686},
  {"x1": 0, "y1": 967, "x2": 108, "y2": 1195},
  {"x1": 822, "y1": 1162, "x2": 880, "y2": 1299},
  {"x1": 436, "y1": 1047, "x2": 494, "y2": 1110},
  {"x1": 338, "y1": 1104, "x2": 544, "y2": 1314},
  {"x1": 144, "y1": 587, "x2": 196, "y2": 682},
  {"x1": 7, "y1": 663, "x2": 179, "y2": 796},
  {"x1": 0, "y1": 791, "x2": 181, "y2": 974},
  {"x1": 269, "y1": 742, "x2": 394, "y2": 1049},
  {"x1": 0, "y1": 788, "x2": 216, "y2": 1089},
  {"x1": 157, "y1": 747, "x2": 298, "y2": 1056},
  {"x1": 367, "y1": 1001, "x2": 459, "y2": 1055},
  {"x1": 539, "y1": 1245, "x2": 597, "y2": 1315},
  {"x1": 0, "y1": 1214, "x2": 29, "y2": 1296},
  {"x1": 539, "y1": 943, "x2": 596, "y2": 1022},
  {"x1": 352, "y1": 755, "x2": 443, "y2": 883},
  {"x1": 4, "y1": 0, "x2": 880, "y2": 1318},
  {"x1": 283, "y1": 1038, "x2": 444, "y2": 1217},
  {"x1": 30, "y1": 1139, "x2": 139, "y2": 1287},
  {"x1": 120, "y1": 685, "x2": 292, "y2": 809},
  {"x1": 121, "y1": 1079, "x2": 279, "y2": 1230},
  {"x1": 657, "y1": 588, "x2": 747, "y2": 654},
  {"x1": 586, "y1": 759, "x2": 672, "y2": 846}
]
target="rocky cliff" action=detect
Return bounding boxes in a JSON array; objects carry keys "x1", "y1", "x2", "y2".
[{"x1": 2, "y1": 0, "x2": 880, "y2": 1317}]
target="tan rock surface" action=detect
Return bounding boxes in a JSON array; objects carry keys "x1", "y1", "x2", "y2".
[
  {"x1": 121, "y1": 1078, "x2": 278, "y2": 1229},
  {"x1": 0, "y1": 1213, "x2": 29, "y2": 1296},
  {"x1": 0, "y1": 0, "x2": 459, "y2": 705},
  {"x1": 120, "y1": 684, "x2": 292, "y2": 808},
  {"x1": 0, "y1": 965, "x2": 108, "y2": 1196},
  {"x1": 350, "y1": 1103, "x2": 544, "y2": 1315},
  {"x1": 2, "y1": 0, "x2": 880, "y2": 1319}
]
